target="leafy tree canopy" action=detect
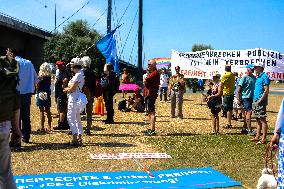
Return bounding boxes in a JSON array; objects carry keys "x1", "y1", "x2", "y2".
[
  {"x1": 44, "y1": 20, "x2": 105, "y2": 73},
  {"x1": 192, "y1": 44, "x2": 213, "y2": 52}
]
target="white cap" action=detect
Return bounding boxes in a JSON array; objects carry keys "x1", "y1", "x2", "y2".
[
  {"x1": 254, "y1": 62, "x2": 265, "y2": 68},
  {"x1": 81, "y1": 56, "x2": 91, "y2": 67},
  {"x1": 70, "y1": 57, "x2": 83, "y2": 66}
]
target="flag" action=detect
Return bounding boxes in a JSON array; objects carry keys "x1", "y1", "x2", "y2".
[
  {"x1": 96, "y1": 26, "x2": 121, "y2": 75},
  {"x1": 275, "y1": 98, "x2": 284, "y2": 134}
]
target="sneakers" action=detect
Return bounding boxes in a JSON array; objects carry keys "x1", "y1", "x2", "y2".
[{"x1": 144, "y1": 130, "x2": 157, "y2": 136}]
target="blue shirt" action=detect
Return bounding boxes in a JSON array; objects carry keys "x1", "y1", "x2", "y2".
[
  {"x1": 253, "y1": 72, "x2": 270, "y2": 105},
  {"x1": 238, "y1": 74, "x2": 256, "y2": 99},
  {"x1": 15, "y1": 56, "x2": 38, "y2": 94},
  {"x1": 234, "y1": 77, "x2": 241, "y2": 96}
]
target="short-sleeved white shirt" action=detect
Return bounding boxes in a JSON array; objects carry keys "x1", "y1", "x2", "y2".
[{"x1": 68, "y1": 69, "x2": 85, "y2": 101}]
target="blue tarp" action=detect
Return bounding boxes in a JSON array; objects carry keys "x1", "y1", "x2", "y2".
[{"x1": 14, "y1": 167, "x2": 241, "y2": 189}]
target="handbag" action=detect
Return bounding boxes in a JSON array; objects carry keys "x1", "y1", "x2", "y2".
[
  {"x1": 77, "y1": 91, "x2": 88, "y2": 113},
  {"x1": 207, "y1": 96, "x2": 219, "y2": 109}
]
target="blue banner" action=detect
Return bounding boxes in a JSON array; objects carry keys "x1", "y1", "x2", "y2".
[
  {"x1": 14, "y1": 167, "x2": 241, "y2": 189},
  {"x1": 96, "y1": 26, "x2": 120, "y2": 75}
]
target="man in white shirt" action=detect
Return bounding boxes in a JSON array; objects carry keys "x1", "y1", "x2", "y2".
[{"x1": 159, "y1": 68, "x2": 169, "y2": 102}]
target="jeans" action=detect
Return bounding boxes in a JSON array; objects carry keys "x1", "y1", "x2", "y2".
[
  {"x1": 0, "y1": 121, "x2": 16, "y2": 189},
  {"x1": 159, "y1": 87, "x2": 168, "y2": 101},
  {"x1": 20, "y1": 93, "x2": 32, "y2": 141}
]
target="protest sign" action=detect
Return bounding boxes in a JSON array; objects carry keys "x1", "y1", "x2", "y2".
[
  {"x1": 89, "y1": 153, "x2": 172, "y2": 160},
  {"x1": 171, "y1": 48, "x2": 284, "y2": 80},
  {"x1": 15, "y1": 167, "x2": 241, "y2": 189}
]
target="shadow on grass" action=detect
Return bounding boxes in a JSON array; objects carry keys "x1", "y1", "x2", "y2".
[
  {"x1": 183, "y1": 99, "x2": 194, "y2": 102},
  {"x1": 16, "y1": 141, "x2": 136, "y2": 152},
  {"x1": 95, "y1": 133, "x2": 137, "y2": 137},
  {"x1": 186, "y1": 117, "x2": 211, "y2": 121},
  {"x1": 84, "y1": 142, "x2": 136, "y2": 147},
  {"x1": 165, "y1": 132, "x2": 200, "y2": 136},
  {"x1": 113, "y1": 121, "x2": 146, "y2": 125}
]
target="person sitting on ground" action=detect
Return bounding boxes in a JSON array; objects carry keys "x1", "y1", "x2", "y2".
[
  {"x1": 127, "y1": 87, "x2": 145, "y2": 112},
  {"x1": 36, "y1": 62, "x2": 53, "y2": 133}
]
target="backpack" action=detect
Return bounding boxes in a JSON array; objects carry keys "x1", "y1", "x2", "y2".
[
  {"x1": 118, "y1": 99, "x2": 127, "y2": 111},
  {"x1": 82, "y1": 68, "x2": 96, "y2": 99}
]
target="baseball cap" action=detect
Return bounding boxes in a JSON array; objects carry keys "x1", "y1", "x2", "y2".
[
  {"x1": 55, "y1": 61, "x2": 64, "y2": 66},
  {"x1": 245, "y1": 64, "x2": 254, "y2": 69}
]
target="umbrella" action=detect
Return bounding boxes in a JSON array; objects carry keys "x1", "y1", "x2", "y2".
[{"x1": 119, "y1": 83, "x2": 140, "y2": 91}]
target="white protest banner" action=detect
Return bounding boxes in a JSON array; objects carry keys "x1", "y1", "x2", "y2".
[
  {"x1": 171, "y1": 48, "x2": 284, "y2": 80},
  {"x1": 89, "y1": 153, "x2": 172, "y2": 160}
]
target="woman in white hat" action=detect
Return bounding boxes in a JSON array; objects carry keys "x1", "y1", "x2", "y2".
[{"x1": 63, "y1": 58, "x2": 85, "y2": 146}]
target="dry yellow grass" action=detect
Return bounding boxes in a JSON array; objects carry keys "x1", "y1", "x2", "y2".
[{"x1": 12, "y1": 93, "x2": 283, "y2": 181}]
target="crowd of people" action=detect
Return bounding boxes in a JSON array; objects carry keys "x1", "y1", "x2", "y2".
[{"x1": 0, "y1": 47, "x2": 282, "y2": 188}]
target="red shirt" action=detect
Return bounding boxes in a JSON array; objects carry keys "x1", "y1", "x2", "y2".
[{"x1": 144, "y1": 70, "x2": 160, "y2": 99}]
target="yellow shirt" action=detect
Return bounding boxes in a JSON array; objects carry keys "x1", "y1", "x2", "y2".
[{"x1": 221, "y1": 72, "x2": 235, "y2": 96}]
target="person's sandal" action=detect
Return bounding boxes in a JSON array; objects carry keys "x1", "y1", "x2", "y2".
[
  {"x1": 248, "y1": 137, "x2": 260, "y2": 141},
  {"x1": 256, "y1": 140, "x2": 267, "y2": 145}
]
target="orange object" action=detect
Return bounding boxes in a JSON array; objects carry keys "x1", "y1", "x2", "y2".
[
  {"x1": 100, "y1": 100, "x2": 104, "y2": 116},
  {"x1": 94, "y1": 97, "x2": 102, "y2": 115}
]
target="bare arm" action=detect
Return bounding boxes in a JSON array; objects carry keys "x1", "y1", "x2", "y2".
[
  {"x1": 237, "y1": 85, "x2": 242, "y2": 104},
  {"x1": 63, "y1": 81, "x2": 79, "y2": 93},
  {"x1": 258, "y1": 85, "x2": 269, "y2": 104}
]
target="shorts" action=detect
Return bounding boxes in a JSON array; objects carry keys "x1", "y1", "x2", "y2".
[
  {"x1": 252, "y1": 103, "x2": 267, "y2": 118},
  {"x1": 145, "y1": 96, "x2": 156, "y2": 113},
  {"x1": 233, "y1": 96, "x2": 243, "y2": 109},
  {"x1": 36, "y1": 94, "x2": 51, "y2": 108},
  {"x1": 222, "y1": 95, "x2": 234, "y2": 112},
  {"x1": 14, "y1": 91, "x2": 20, "y2": 111},
  {"x1": 242, "y1": 98, "x2": 253, "y2": 112},
  {"x1": 57, "y1": 97, "x2": 68, "y2": 112},
  {"x1": 211, "y1": 107, "x2": 221, "y2": 115}
]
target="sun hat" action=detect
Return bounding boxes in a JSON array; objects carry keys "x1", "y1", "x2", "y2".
[
  {"x1": 69, "y1": 57, "x2": 83, "y2": 66},
  {"x1": 254, "y1": 62, "x2": 265, "y2": 68}
]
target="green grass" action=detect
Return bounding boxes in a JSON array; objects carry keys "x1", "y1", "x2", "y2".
[{"x1": 146, "y1": 134, "x2": 270, "y2": 188}]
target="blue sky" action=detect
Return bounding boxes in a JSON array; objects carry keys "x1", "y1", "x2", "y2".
[{"x1": 0, "y1": 0, "x2": 283, "y2": 68}]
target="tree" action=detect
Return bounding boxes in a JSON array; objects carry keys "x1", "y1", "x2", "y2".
[
  {"x1": 192, "y1": 44, "x2": 213, "y2": 52},
  {"x1": 44, "y1": 20, "x2": 105, "y2": 74},
  {"x1": 185, "y1": 43, "x2": 214, "y2": 92}
]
